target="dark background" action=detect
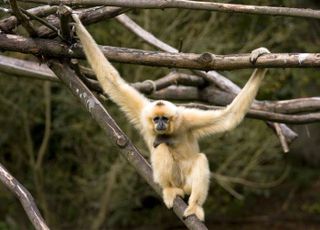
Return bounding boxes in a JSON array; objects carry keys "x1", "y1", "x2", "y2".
[{"x1": 0, "y1": 0, "x2": 320, "y2": 229}]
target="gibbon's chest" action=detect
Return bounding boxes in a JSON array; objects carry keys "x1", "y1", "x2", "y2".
[{"x1": 152, "y1": 134, "x2": 199, "y2": 160}]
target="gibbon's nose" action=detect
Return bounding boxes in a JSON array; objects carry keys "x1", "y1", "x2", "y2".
[{"x1": 156, "y1": 122, "x2": 166, "y2": 131}]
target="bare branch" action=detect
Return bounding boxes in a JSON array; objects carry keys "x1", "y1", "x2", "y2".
[
  {"x1": 1, "y1": 55, "x2": 319, "y2": 125},
  {"x1": 0, "y1": 34, "x2": 320, "y2": 70},
  {"x1": 0, "y1": 162, "x2": 50, "y2": 230},
  {"x1": 181, "y1": 103, "x2": 320, "y2": 124},
  {"x1": 17, "y1": 0, "x2": 320, "y2": 20},
  {"x1": 9, "y1": 0, "x2": 38, "y2": 36},
  {"x1": 58, "y1": 5, "x2": 72, "y2": 41},
  {"x1": 0, "y1": 5, "x2": 58, "y2": 32},
  {"x1": 0, "y1": 55, "x2": 58, "y2": 81},
  {"x1": 48, "y1": 60, "x2": 208, "y2": 230},
  {"x1": 38, "y1": 6, "x2": 128, "y2": 38}
]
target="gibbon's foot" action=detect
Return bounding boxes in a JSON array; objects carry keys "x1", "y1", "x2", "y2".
[
  {"x1": 163, "y1": 187, "x2": 184, "y2": 209},
  {"x1": 183, "y1": 204, "x2": 205, "y2": 221},
  {"x1": 250, "y1": 47, "x2": 270, "y2": 64}
]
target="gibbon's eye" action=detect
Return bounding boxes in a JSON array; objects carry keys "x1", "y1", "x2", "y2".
[
  {"x1": 162, "y1": 117, "x2": 169, "y2": 122},
  {"x1": 153, "y1": 116, "x2": 160, "y2": 123}
]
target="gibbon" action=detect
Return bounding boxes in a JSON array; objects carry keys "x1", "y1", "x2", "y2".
[{"x1": 72, "y1": 14, "x2": 270, "y2": 221}]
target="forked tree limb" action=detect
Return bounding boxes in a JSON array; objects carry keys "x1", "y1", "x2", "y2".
[
  {"x1": 17, "y1": 0, "x2": 320, "y2": 20},
  {"x1": 48, "y1": 60, "x2": 208, "y2": 230},
  {"x1": 0, "y1": 162, "x2": 49, "y2": 230}
]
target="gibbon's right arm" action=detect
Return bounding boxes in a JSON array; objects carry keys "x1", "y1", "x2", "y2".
[
  {"x1": 181, "y1": 48, "x2": 270, "y2": 138},
  {"x1": 72, "y1": 14, "x2": 149, "y2": 128},
  {"x1": 182, "y1": 68, "x2": 267, "y2": 138}
]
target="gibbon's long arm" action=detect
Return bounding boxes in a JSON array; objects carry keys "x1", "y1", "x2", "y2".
[
  {"x1": 72, "y1": 14, "x2": 149, "y2": 128},
  {"x1": 182, "y1": 68, "x2": 267, "y2": 138}
]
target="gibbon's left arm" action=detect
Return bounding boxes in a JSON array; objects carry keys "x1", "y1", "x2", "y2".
[
  {"x1": 72, "y1": 14, "x2": 149, "y2": 128},
  {"x1": 182, "y1": 50, "x2": 269, "y2": 139}
]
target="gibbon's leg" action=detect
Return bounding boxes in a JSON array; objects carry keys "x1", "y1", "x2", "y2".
[
  {"x1": 181, "y1": 47, "x2": 271, "y2": 138},
  {"x1": 151, "y1": 144, "x2": 184, "y2": 208},
  {"x1": 183, "y1": 153, "x2": 210, "y2": 221}
]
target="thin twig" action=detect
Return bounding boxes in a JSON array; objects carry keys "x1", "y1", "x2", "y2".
[
  {"x1": 0, "y1": 162, "x2": 50, "y2": 230},
  {"x1": 274, "y1": 123, "x2": 289, "y2": 153},
  {"x1": 19, "y1": 7, "x2": 64, "y2": 40},
  {"x1": 0, "y1": 5, "x2": 58, "y2": 32},
  {"x1": 9, "y1": 0, "x2": 37, "y2": 36}
]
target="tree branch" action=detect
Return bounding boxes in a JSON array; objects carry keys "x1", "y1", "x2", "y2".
[
  {"x1": 0, "y1": 5, "x2": 58, "y2": 32},
  {"x1": 17, "y1": 0, "x2": 320, "y2": 20},
  {"x1": 0, "y1": 33, "x2": 320, "y2": 70},
  {"x1": 0, "y1": 162, "x2": 49, "y2": 230},
  {"x1": 48, "y1": 60, "x2": 208, "y2": 230},
  {"x1": 181, "y1": 103, "x2": 320, "y2": 124},
  {"x1": 9, "y1": 0, "x2": 38, "y2": 36},
  {"x1": 1, "y1": 55, "x2": 319, "y2": 124},
  {"x1": 37, "y1": 6, "x2": 128, "y2": 38}
]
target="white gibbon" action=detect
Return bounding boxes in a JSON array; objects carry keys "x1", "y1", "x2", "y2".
[{"x1": 72, "y1": 14, "x2": 270, "y2": 221}]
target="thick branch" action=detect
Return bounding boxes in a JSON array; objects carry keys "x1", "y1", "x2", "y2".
[
  {"x1": 0, "y1": 55, "x2": 58, "y2": 81},
  {"x1": 0, "y1": 162, "x2": 49, "y2": 230},
  {"x1": 17, "y1": 0, "x2": 320, "y2": 20},
  {"x1": 48, "y1": 60, "x2": 208, "y2": 230},
  {"x1": 1, "y1": 34, "x2": 320, "y2": 70},
  {"x1": 1, "y1": 55, "x2": 319, "y2": 124}
]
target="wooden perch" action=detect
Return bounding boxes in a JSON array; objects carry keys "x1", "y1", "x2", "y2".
[
  {"x1": 0, "y1": 33, "x2": 320, "y2": 70},
  {"x1": 0, "y1": 162, "x2": 49, "y2": 230},
  {"x1": 17, "y1": 0, "x2": 320, "y2": 20},
  {"x1": 48, "y1": 60, "x2": 208, "y2": 230}
]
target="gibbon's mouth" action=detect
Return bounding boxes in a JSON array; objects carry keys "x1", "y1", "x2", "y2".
[{"x1": 155, "y1": 128, "x2": 167, "y2": 134}]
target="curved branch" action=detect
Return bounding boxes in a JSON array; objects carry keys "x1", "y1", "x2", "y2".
[{"x1": 0, "y1": 162, "x2": 49, "y2": 230}]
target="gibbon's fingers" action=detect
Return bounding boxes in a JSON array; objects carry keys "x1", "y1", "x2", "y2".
[
  {"x1": 72, "y1": 14, "x2": 149, "y2": 128},
  {"x1": 250, "y1": 47, "x2": 270, "y2": 64}
]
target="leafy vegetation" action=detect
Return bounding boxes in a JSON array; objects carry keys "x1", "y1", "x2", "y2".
[{"x1": 0, "y1": 0, "x2": 320, "y2": 229}]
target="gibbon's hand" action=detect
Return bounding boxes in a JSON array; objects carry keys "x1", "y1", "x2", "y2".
[{"x1": 250, "y1": 47, "x2": 270, "y2": 64}]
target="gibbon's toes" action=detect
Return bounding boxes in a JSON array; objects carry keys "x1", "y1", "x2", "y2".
[
  {"x1": 250, "y1": 47, "x2": 270, "y2": 64},
  {"x1": 163, "y1": 187, "x2": 184, "y2": 209},
  {"x1": 183, "y1": 205, "x2": 205, "y2": 221}
]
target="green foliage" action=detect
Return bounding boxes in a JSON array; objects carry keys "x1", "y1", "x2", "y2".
[{"x1": 0, "y1": 0, "x2": 319, "y2": 229}]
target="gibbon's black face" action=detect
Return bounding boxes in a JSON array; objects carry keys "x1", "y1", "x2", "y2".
[{"x1": 153, "y1": 116, "x2": 169, "y2": 133}]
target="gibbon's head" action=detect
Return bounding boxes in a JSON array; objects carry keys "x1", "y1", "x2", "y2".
[{"x1": 144, "y1": 100, "x2": 180, "y2": 135}]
